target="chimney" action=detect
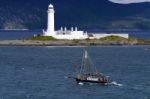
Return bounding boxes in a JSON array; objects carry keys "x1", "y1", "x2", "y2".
[
  {"x1": 75, "y1": 27, "x2": 78, "y2": 31},
  {"x1": 64, "y1": 27, "x2": 67, "y2": 31},
  {"x1": 60, "y1": 27, "x2": 63, "y2": 31},
  {"x1": 71, "y1": 27, "x2": 74, "y2": 32}
]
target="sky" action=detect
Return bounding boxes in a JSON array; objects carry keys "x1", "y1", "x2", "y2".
[{"x1": 109, "y1": 0, "x2": 150, "y2": 4}]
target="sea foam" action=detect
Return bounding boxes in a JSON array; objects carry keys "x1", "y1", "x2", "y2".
[{"x1": 110, "y1": 81, "x2": 123, "y2": 87}]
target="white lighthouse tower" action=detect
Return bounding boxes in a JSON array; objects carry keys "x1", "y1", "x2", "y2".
[{"x1": 44, "y1": 4, "x2": 55, "y2": 36}]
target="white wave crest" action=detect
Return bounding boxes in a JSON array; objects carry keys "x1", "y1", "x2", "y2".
[
  {"x1": 110, "y1": 81, "x2": 123, "y2": 87},
  {"x1": 78, "y1": 82, "x2": 84, "y2": 85}
]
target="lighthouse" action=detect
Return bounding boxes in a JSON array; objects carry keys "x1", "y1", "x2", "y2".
[
  {"x1": 42, "y1": 4, "x2": 128, "y2": 39},
  {"x1": 44, "y1": 4, "x2": 55, "y2": 36},
  {"x1": 43, "y1": 4, "x2": 88, "y2": 39}
]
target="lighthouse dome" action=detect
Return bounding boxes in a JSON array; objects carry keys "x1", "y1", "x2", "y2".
[{"x1": 49, "y1": 4, "x2": 54, "y2": 9}]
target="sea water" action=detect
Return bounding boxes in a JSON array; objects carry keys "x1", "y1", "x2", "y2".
[{"x1": 0, "y1": 46, "x2": 149, "y2": 99}]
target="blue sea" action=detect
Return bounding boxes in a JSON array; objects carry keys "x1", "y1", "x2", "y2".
[{"x1": 0, "y1": 46, "x2": 150, "y2": 99}]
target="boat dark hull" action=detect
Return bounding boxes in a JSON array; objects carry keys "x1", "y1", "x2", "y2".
[{"x1": 76, "y1": 78, "x2": 108, "y2": 84}]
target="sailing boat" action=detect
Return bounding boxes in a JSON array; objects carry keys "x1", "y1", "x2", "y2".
[{"x1": 75, "y1": 49, "x2": 108, "y2": 84}]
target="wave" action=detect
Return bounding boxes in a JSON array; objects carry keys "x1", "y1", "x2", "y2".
[{"x1": 109, "y1": 81, "x2": 123, "y2": 87}]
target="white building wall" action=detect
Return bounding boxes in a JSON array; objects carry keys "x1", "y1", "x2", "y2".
[
  {"x1": 90, "y1": 33, "x2": 129, "y2": 39},
  {"x1": 54, "y1": 31, "x2": 88, "y2": 40}
]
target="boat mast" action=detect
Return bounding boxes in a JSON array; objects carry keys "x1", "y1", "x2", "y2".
[{"x1": 80, "y1": 49, "x2": 94, "y2": 76}]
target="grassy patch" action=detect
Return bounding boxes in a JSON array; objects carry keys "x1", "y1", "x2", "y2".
[
  {"x1": 99, "y1": 36, "x2": 127, "y2": 41},
  {"x1": 128, "y1": 37, "x2": 150, "y2": 44},
  {"x1": 29, "y1": 36, "x2": 56, "y2": 40}
]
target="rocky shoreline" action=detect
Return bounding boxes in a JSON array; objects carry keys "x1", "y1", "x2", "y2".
[{"x1": 0, "y1": 40, "x2": 149, "y2": 46}]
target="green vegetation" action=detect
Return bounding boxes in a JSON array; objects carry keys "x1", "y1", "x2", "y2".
[
  {"x1": 29, "y1": 35, "x2": 56, "y2": 40},
  {"x1": 22, "y1": 35, "x2": 150, "y2": 45},
  {"x1": 99, "y1": 36, "x2": 127, "y2": 41},
  {"x1": 99, "y1": 36, "x2": 150, "y2": 44},
  {"x1": 71, "y1": 36, "x2": 150, "y2": 45},
  {"x1": 128, "y1": 37, "x2": 150, "y2": 44}
]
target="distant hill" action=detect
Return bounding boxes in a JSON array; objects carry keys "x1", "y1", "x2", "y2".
[{"x1": 0, "y1": 0, "x2": 150, "y2": 30}]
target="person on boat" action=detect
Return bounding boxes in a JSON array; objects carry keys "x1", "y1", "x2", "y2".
[{"x1": 77, "y1": 74, "x2": 81, "y2": 80}]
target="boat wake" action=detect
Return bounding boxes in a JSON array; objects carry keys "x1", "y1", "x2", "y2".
[
  {"x1": 76, "y1": 81, "x2": 123, "y2": 86},
  {"x1": 109, "y1": 81, "x2": 123, "y2": 87},
  {"x1": 78, "y1": 82, "x2": 84, "y2": 85}
]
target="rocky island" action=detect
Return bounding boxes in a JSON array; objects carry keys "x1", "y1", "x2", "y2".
[{"x1": 0, "y1": 36, "x2": 149, "y2": 46}]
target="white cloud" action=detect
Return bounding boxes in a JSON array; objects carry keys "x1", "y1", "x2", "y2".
[{"x1": 109, "y1": 0, "x2": 150, "y2": 4}]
